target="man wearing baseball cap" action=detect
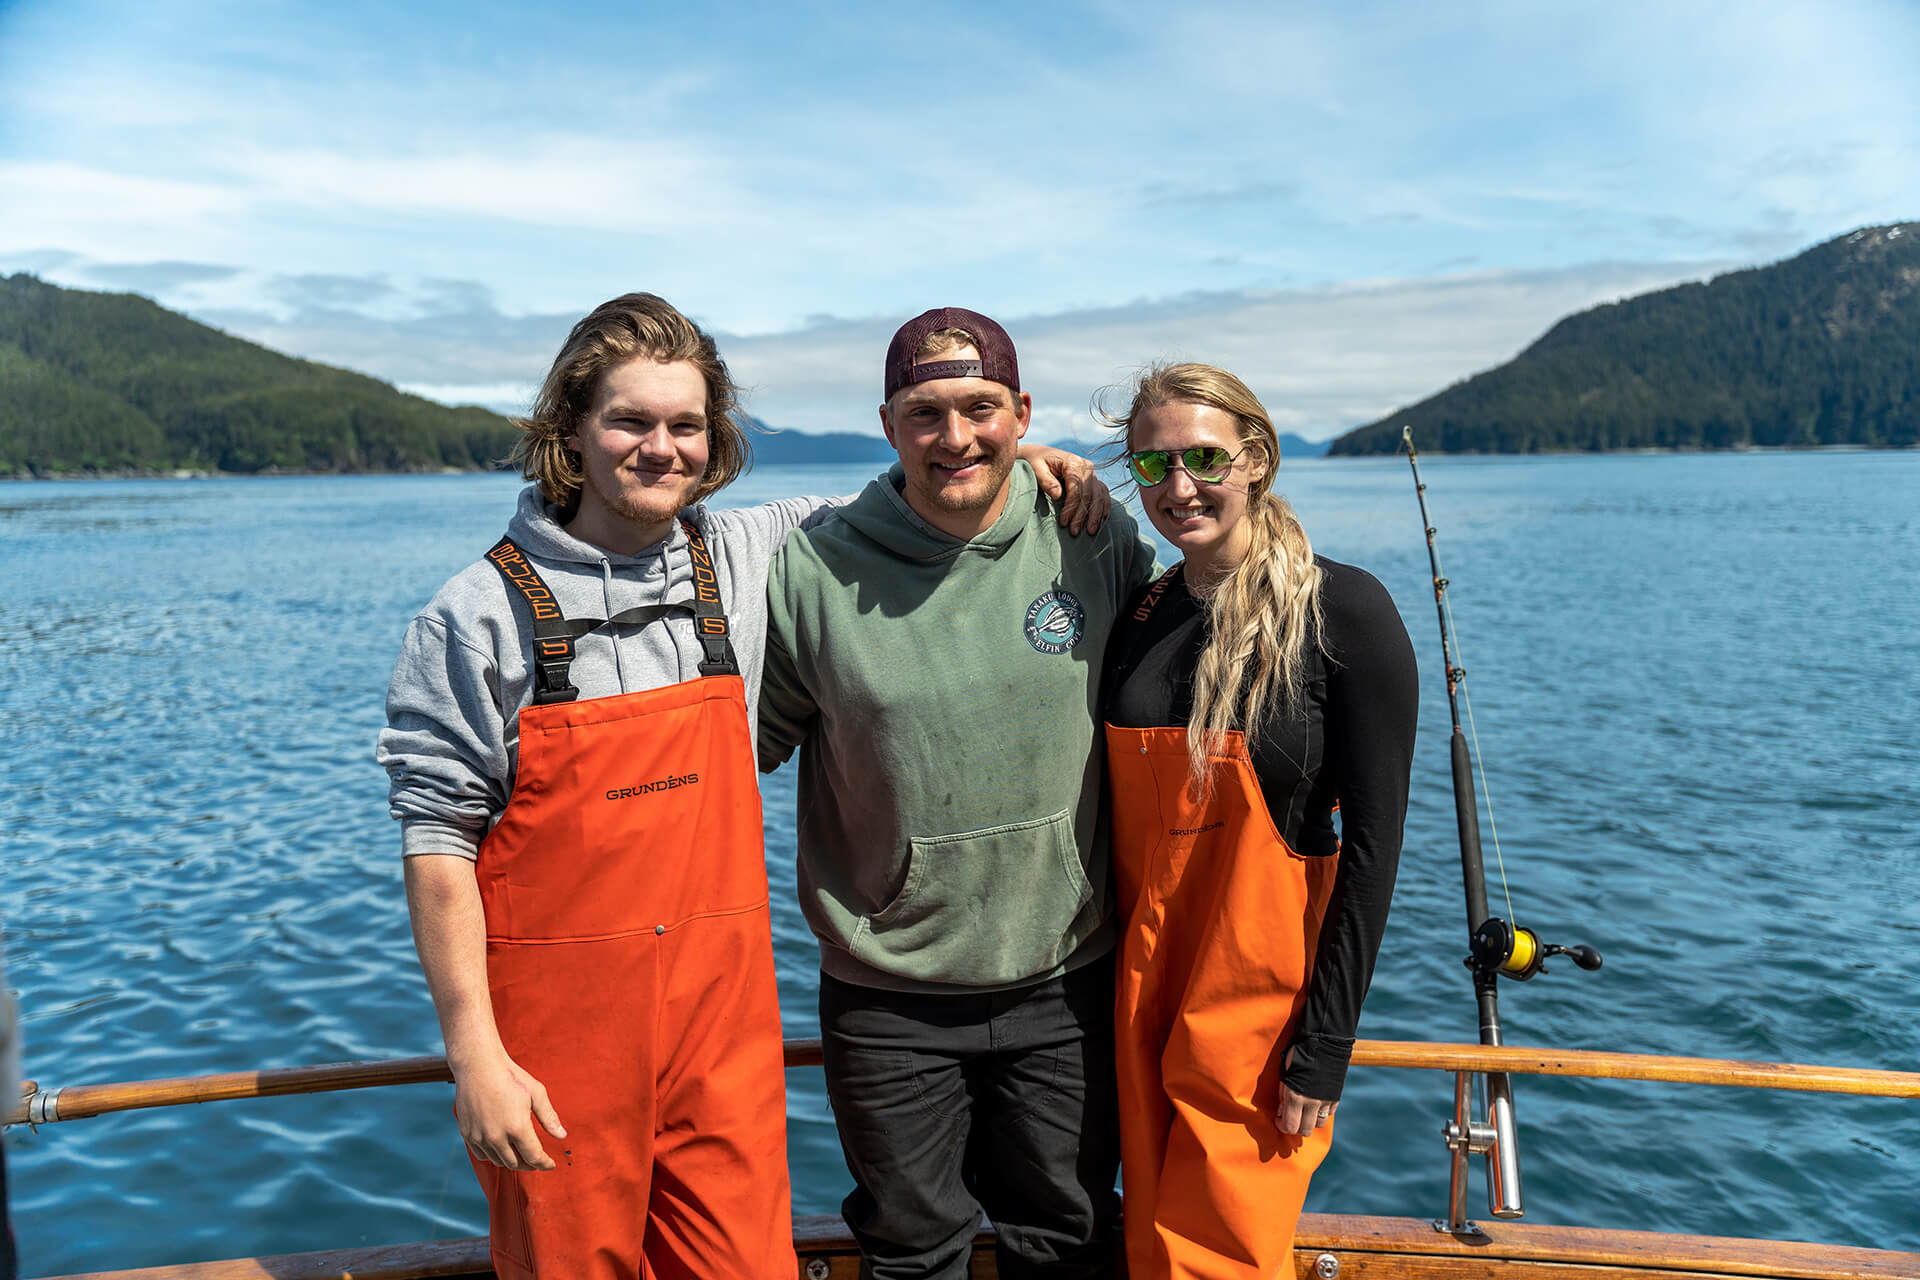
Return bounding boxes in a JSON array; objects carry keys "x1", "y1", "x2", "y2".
[{"x1": 759, "y1": 308, "x2": 1158, "y2": 1277}]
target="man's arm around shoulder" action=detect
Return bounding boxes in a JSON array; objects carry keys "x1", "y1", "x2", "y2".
[{"x1": 756, "y1": 539, "x2": 821, "y2": 773}]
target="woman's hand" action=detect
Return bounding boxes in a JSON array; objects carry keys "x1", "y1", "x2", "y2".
[
  {"x1": 454, "y1": 1050, "x2": 568, "y2": 1171},
  {"x1": 1277, "y1": 1044, "x2": 1336, "y2": 1137},
  {"x1": 1019, "y1": 443, "x2": 1111, "y2": 534},
  {"x1": 1277, "y1": 1083, "x2": 1337, "y2": 1138}
]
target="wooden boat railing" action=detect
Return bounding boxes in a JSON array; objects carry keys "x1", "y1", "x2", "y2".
[
  {"x1": 12, "y1": 1038, "x2": 1919, "y2": 1128},
  {"x1": 12, "y1": 1039, "x2": 1920, "y2": 1280}
]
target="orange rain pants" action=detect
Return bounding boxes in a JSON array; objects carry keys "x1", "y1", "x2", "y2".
[
  {"x1": 1106, "y1": 723, "x2": 1340, "y2": 1280},
  {"x1": 471, "y1": 674, "x2": 794, "y2": 1280}
]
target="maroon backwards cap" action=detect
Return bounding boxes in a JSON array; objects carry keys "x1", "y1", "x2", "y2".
[{"x1": 883, "y1": 306, "x2": 1021, "y2": 403}]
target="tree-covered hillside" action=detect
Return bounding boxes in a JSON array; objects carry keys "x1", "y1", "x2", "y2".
[
  {"x1": 1330, "y1": 223, "x2": 1920, "y2": 454},
  {"x1": 0, "y1": 275, "x2": 520, "y2": 475}
]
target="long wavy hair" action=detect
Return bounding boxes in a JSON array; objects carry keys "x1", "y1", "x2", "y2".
[
  {"x1": 512, "y1": 293, "x2": 751, "y2": 516},
  {"x1": 1105, "y1": 363, "x2": 1325, "y2": 794}
]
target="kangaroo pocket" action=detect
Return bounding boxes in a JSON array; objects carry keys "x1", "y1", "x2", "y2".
[{"x1": 849, "y1": 808, "x2": 1095, "y2": 987}]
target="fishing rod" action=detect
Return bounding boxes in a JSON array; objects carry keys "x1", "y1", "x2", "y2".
[{"x1": 1401, "y1": 426, "x2": 1601, "y2": 1233}]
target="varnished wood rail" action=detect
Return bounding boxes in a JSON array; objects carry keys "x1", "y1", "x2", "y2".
[
  {"x1": 38, "y1": 1214, "x2": 1920, "y2": 1280},
  {"x1": 9, "y1": 1038, "x2": 1917, "y2": 1128},
  {"x1": 1346, "y1": 1040, "x2": 1920, "y2": 1097},
  {"x1": 5, "y1": 1041, "x2": 822, "y2": 1125}
]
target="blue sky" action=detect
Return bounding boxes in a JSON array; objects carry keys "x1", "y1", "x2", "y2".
[{"x1": 3, "y1": 0, "x2": 1916, "y2": 441}]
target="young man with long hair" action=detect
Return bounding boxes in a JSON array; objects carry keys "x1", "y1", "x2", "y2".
[{"x1": 380, "y1": 294, "x2": 1106, "y2": 1279}]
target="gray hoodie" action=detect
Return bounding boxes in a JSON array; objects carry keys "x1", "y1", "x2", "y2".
[{"x1": 378, "y1": 485, "x2": 839, "y2": 859}]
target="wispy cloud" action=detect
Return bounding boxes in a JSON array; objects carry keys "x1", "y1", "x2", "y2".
[
  {"x1": 1137, "y1": 181, "x2": 1300, "y2": 211},
  {"x1": 268, "y1": 273, "x2": 397, "y2": 310},
  {"x1": 82, "y1": 260, "x2": 243, "y2": 292}
]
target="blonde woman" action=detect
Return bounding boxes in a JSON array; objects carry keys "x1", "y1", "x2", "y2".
[{"x1": 1100, "y1": 364, "x2": 1418, "y2": 1278}]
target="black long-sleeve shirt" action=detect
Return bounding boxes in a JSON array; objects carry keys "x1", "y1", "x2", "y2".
[{"x1": 1103, "y1": 556, "x2": 1418, "y2": 1101}]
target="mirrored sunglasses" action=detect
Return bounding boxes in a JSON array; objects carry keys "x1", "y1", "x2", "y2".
[{"x1": 1125, "y1": 445, "x2": 1238, "y2": 487}]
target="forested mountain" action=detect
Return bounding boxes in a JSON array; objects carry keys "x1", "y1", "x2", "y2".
[
  {"x1": 1330, "y1": 223, "x2": 1920, "y2": 454},
  {"x1": 0, "y1": 274, "x2": 520, "y2": 475}
]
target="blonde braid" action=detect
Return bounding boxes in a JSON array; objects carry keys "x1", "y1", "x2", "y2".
[
  {"x1": 1187, "y1": 489, "x2": 1323, "y2": 796},
  {"x1": 1099, "y1": 363, "x2": 1325, "y2": 797}
]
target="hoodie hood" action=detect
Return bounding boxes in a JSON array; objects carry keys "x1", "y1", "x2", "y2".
[
  {"x1": 504, "y1": 484, "x2": 706, "y2": 577},
  {"x1": 838, "y1": 461, "x2": 1038, "y2": 563}
]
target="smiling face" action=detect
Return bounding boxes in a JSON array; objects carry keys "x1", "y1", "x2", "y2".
[
  {"x1": 564, "y1": 356, "x2": 711, "y2": 555},
  {"x1": 879, "y1": 343, "x2": 1032, "y2": 539},
  {"x1": 1128, "y1": 399, "x2": 1268, "y2": 581}
]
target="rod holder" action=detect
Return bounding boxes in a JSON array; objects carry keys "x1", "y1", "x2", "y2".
[
  {"x1": 1437, "y1": 1070, "x2": 1524, "y2": 1234},
  {"x1": 1485, "y1": 1071, "x2": 1524, "y2": 1219}
]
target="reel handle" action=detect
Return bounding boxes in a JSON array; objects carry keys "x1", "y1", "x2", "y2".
[{"x1": 1550, "y1": 943, "x2": 1603, "y2": 971}]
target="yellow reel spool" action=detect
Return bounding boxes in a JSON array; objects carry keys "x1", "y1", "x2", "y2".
[{"x1": 1502, "y1": 924, "x2": 1539, "y2": 977}]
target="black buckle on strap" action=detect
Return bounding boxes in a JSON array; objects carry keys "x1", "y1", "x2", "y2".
[{"x1": 531, "y1": 637, "x2": 580, "y2": 704}]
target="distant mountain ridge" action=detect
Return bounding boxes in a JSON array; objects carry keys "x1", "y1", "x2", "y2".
[
  {"x1": 1330, "y1": 223, "x2": 1920, "y2": 454},
  {"x1": 748, "y1": 426, "x2": 896, "y2": 465},
  {"x1": 0, "y1": 274, "x2": 521, "y2": 476}
]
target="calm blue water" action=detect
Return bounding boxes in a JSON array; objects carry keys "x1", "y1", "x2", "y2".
[{"x1": 3, "y1": 453, "x2": 1917, "y2": 1275}]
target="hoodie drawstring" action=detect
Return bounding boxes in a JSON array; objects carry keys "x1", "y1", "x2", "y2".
[{"x1": 597, "y1": 558, "x2": 629, "y2": 693}]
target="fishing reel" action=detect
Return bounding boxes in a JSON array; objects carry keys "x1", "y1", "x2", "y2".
[{"x1": 1468, "y1": 918, "x2": 1602, "y2": 982}]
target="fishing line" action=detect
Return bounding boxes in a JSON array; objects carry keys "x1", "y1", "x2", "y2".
[
  {"x1": 1441, "y1": 597, "x2": 1517, "y2": 933},
  {"x1": 1419, "y1": 517, "x2": 1518, "y2": 930}
]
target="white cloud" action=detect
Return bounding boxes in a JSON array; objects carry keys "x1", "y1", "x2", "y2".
[
  {"x1": 227, "y1": 137, "x2": 749, "y2": 235},
  {"x1": 725, "y1": 259, "x2": 1730, "y2": 442},
  {"x1": 0, "y1": 163, "x2": 238, "y2": 255},
  {"x1": 396, "y1": 382, "x2": 538, "y2": 413}
]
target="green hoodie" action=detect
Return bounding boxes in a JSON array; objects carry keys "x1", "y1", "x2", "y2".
[{"x1": 759, "y1": 461, "x2": 1158, "y2": 993}]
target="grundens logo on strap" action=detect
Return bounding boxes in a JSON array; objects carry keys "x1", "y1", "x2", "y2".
[
  {"x1": 487, "y1": 543, "x2": 561, "y2": 620},
  {"x1": 606, "y1": 773, "x2": 701, "y2": 801}
]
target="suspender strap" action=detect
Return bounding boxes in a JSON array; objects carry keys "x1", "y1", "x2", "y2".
[
  {"x1": 1131, "y1": 564, "x2": 1183, "y2": 623},
  {"x1": 487, "y1": 539, "x2": 592, "y2": 704},
  {"x1": 680, "y1": 519, "x2": 739, "y2": 678},
  {"x1": 485, "y1": 523, "x2": 740, "y2": 702},
  {"x1": 1101, "y1": 563, "x2": 1186, "y2": 709}
]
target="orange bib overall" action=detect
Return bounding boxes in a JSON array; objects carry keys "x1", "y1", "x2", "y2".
[
  {"x1": 1106, "y1": 723, "x2": 1340, "y2": 1280},
  {"x1": 471, "y1": 529, "x2": 793, "y2": 1280}
]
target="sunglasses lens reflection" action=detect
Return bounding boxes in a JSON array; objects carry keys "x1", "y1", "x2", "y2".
[
  {"x1": 1183, "y1": 447, "x2": 1232, "y2": 480},
  {"x1": 1128, "y1": 452, "x2": 1171, "y2": 486}
]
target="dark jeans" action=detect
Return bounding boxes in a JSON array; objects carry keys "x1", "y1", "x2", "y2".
[{"x1": 819, "y1": 961, "x2": 1122, "y2": 1280}]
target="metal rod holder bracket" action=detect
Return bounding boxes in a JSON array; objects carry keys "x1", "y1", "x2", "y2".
[{"x1": 1439, "y1": 1070, "x2": 1525, "y2": 1233}]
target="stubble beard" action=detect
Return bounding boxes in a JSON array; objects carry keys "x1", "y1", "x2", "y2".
[
  {"x1": 587, "y1": 465, "x2": 695, "y2": 528},
  {"x1": 925, "y1": 449, "x2": 1016, "y2": 514}
]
